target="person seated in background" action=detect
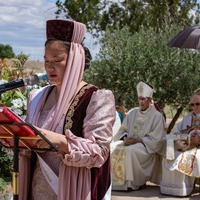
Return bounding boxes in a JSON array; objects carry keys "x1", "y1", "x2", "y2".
[
  {"x1": 111, "y1": 81, "x2": 166, "y2": 191},
  {"x1": 160, "y1": 93, "x2": 200, "y2": 197},
  {"x1": 116, "y1": 105, "x2": 126, "y2": 123},
  {"x1": 112, "y1": 105, "x2": 126, "y2": 137},
  {"x1": 112, "y1": 110, "x2": 122, "y2": 138}
]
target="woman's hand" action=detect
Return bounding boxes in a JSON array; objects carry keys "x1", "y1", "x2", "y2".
[
  {"x1": 35, "y1": 127, "x2": 68, "y2": 153},
  {"x1": 0, "y1": 139, "x2": 10, "y2": 147},
  {"x1": 124, "y1": 137, "x2": 142, "y2": 146}
]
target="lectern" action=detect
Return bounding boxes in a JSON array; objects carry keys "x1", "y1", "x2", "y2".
[{"x1": 0, "y1": 105, "x2": 58, "y2": 200}]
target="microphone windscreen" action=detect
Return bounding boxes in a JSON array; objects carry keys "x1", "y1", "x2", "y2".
[{"x1": 25, "y1": 75, "x2": 40, "y2": 86}]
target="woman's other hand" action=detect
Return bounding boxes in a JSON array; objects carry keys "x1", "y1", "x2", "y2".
[{"x1": 35, "y1": 127, "x2": 68, "y2": 153}]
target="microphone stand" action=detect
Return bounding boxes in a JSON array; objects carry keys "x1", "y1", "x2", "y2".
[{"x1": 12, "y1": 135, "x2": 19, "y2": 200}]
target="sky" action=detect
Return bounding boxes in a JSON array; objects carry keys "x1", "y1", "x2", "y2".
[{"x1": 0, "y1": 0, "x2": 98, "y2": 61}]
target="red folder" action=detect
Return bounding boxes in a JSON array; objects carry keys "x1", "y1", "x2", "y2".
[
  {"x1": 0, "y1": 105, "x2": 36, "y2": 136},
  {"x1": 0, "y1": 105, "x2": 56, "y2": 150}
]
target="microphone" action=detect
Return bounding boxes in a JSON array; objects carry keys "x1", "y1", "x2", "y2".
[{"x1": 0, "y1": 75, "x2": 41, "y2": 93}]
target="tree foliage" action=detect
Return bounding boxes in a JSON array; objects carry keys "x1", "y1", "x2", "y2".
[
  {"x1": 84, "y1": 24, "x2": 200, "y2": 131},
  {"x1": 55, "y1": 0, "x2": 200, "y2": 36},
  {"x1": 0, "y1": 44, "x2": 15, "y2": 59}
]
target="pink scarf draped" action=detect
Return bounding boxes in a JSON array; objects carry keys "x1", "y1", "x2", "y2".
[{"x1": 31, "y1": 21, "x2": 86, "y2": 132}]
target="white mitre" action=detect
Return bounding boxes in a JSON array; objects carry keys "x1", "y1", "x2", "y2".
[{"x1": 137, "y1": 81, "x2": 154, "y2": 98}]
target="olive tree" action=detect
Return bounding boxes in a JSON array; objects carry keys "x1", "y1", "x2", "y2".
[{"x1": 84, "y1": 25, "x2": 200, "y2": 132}]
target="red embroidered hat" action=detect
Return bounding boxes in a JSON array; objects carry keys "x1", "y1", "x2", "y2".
[{"x1": 46, "y1": 19, "x2": 74, "y2": 42}]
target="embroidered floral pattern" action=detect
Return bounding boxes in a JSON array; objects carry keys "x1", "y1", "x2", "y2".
[
  {"x1": 64, "y1": 84, "x2": 93, "y2": 130},
  {"x1": 178, "y1": 148, "x2": 197, "y2": 175},
  {"x1": 130, "y1": 117, "x2": 145, "y2": 138},
  {"x1": 111, "y1": 141, "x2": 126, "y2": 185},
  {"x1": 192, "y1": 115, "x2": 200, "y2": 128}
]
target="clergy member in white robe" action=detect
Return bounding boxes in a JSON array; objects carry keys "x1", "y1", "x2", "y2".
[
  {"x1": 160, "y1": 93, "x2": 200, "y2": 197},
  {"x1": 111, "y1": 81, "x2": 166, "y2": 191}
]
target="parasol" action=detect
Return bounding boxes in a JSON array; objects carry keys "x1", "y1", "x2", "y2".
[{"x1": 168, "y1": 25, "x2": 200, "y2": 50}]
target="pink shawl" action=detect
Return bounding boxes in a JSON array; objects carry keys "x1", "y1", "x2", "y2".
[{"x1": 31, "y1": 21, "x2": 86, "y2": 132}]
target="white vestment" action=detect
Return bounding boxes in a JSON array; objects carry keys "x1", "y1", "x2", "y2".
[
  {"x1": 160, "y1": 112, "x2": 200, "y2": 197},
  {"x1": 111, "y1": 105, "x2": 166, "y2": 190}
]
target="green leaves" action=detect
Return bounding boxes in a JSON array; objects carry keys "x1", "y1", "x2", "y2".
[
  {"x1": 55, "y1": 0, "x2": 200, "y2": 37},
  {"x1": 0, "y1": 54, "x2": 31, "y2": 194},
  {"x1": 0, "y1": 44, "x2": 15, "y2": 59},
  {"x1": 84, "y1": 24, "x2": 200, "y2": 115}
]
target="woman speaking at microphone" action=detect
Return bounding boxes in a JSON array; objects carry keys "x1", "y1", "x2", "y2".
[{"x1": 19, "y1": 19, "x2": 115, "y2": 200}]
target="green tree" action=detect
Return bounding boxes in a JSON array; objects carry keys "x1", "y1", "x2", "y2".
[
  {"x1": 84, "y1": 24, "x2": 200, "y2": 132},
  {"x1": 0, "y1": 44, "x2": 15, "y2": 59},
  {"x1": 55, "y1": 0, "x2": 200, "y2": 36}
]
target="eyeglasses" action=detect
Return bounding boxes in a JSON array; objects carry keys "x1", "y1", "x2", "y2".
[
  {"x1": 138, "y1": 97, "x2": 150, "y2": 101},
  {"x1": 189, "y1": 102, "x2": 200, "y2": 107}
]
